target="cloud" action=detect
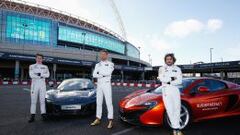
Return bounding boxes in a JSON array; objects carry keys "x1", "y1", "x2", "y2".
[
  {"x1": 164, "y1": 19, "x2": 204, "y2": 38},
  {"x1": 207, "y1": 19, "x2": 223, "y2": 32},
  {"x1": 164, "y1": 19, "x2": 223, "y2": 38}
]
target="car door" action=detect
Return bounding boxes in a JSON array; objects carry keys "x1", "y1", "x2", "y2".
[{"x1": 189, "y1": 79, "x2": 229, "y2": 120}]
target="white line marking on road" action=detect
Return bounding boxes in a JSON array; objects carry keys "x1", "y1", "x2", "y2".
[
  {"x1": 23, "y1": 88, "x2": 30, "y2": 92},
  {"x1": 112, "y1": 127, "x2": 135, "y2": 135}
]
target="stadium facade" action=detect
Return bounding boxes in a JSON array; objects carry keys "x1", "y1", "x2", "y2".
[{"x1": 0, "y1": 0, "x2": 150, "y2": 81}]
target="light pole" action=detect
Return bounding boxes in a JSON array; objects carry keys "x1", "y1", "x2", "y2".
[
  {"x1": 138, "y1": 46, "x2": 141, "y2": 59},
  {"x1": 148, "y1": 54, "x2": 152, "y2": 65},
  {"x1": 210, "y1": 48, "x2": 213, "y2": 63},
  {"x1": 220, "y1": 57, "x2": 223, "y2": 62},
  {"x1": 210, "y1": 48, "x2": 214, "y2": 73},
  {"x1": 220, "y1": 57, "x2": 224, "y2": 79}
]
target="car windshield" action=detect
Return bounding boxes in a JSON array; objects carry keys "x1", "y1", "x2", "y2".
[
  {"x1": 57, "y1": 79, "x2": 94, "y2": 91},
  {"x1": 152, "y1": 79, "x2": 194, "y2": 94}
]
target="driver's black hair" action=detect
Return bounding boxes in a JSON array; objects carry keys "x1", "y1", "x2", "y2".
[
  {"x1": 100, "y1": 49, "x2": 109, "y2": 54},
  {"x1": 164, "y1": 53, "x2": 176, "y2": 63},
  {"x1": 36, "y1": 53, "x2": 44, "y2": 58}
]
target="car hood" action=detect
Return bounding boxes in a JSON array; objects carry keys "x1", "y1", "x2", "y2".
[
  {"x1": 46, "y1": 89, "x2": 96, "y2": 105},
  {"x1": 124, "y1": 89, "x2": 148, "y2": 99},
  {"x1": 120, "y1": 90, "x2": 162, "y2": 109}
]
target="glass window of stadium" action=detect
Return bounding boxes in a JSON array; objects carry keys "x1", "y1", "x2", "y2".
[
  {"x1": 58, "y1": 25, "x2": 125, "y2": 54},
  {"x1": 4, "y1": 12, "x2": 51, "y2": 45},
  {"x1": 126, "y1": 43, "x2": 140, "y2": 59}
]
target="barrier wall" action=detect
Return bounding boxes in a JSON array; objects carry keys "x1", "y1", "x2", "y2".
[{"x1": 0, "y1": 80, "x2": 160, "y2": 88}]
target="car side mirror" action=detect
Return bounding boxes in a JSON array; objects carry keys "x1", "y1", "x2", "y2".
[
  {"x1": 198, "y1": 86, "x2": 210, "y2": 93},
  {"x1": 49, "y1": 83, "x2": 54, "y2": 88}
]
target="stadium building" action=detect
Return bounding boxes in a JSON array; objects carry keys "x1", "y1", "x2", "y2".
[{"x1": 0, "y1": 0, "x2": 150, "y2": 81}]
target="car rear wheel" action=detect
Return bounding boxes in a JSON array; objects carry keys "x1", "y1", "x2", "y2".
[{"x1": 163, "y1": 103, "x2": 191, "y2": 130}]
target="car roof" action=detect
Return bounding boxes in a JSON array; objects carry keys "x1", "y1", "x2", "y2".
[
  {"x1": 183, "y1": 77, "x2": 239, "y2": 85},
  {"x1": 183, "y1": 77, "x2": 228, "y2": 84}
]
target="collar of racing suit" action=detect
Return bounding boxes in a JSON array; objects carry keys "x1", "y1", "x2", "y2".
[
  {"x1": 35, "y1": 63, "x2": 43, "y2": 65},
  {"x1": 164, "y1": 64, "x2": 175, "y2": 69},
  {"x1": 100, "y1": 60, "x2": 108, "y2": 63}
]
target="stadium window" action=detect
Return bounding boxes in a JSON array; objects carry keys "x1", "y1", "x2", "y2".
[{"x1": 5, "y1": 14, "x2": 51, "y2": 45}]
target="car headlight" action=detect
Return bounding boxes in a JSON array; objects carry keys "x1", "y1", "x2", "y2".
[
  {"x1": 46, "y1": 98, "x2": 52, "y2": 102},
  {"x1": 142, "y1": 101, "x2": 158, "y2": 109},
  {"x1": 45, "y1": 94, "x2": 52, "y2": 102},
  {"x1": 88, "y1": 90, "x2": 96, "y2": 97}
]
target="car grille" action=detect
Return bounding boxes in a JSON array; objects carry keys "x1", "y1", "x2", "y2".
[{"x1": 119, "y1": 109, "x2": 147, "y2": 125}]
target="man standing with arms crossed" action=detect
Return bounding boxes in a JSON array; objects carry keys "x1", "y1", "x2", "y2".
[
  {"x1": 158, "y1": 53, "x2": 183, "y2": 135},
  {"x1": 91, "y1": 50, "x2": 114, "y2": 129},
  {"x1": 28, "y1": 53, "x2": 50, "y2": 123}
]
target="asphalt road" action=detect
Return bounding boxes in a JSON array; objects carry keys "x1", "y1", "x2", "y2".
[{"x1": 0, "y1": 85, "x2": 240, "y2": 135}]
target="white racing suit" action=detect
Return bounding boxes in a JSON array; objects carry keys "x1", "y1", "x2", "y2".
[
  {"x1": 93, "y1": 60, "x2": 114, "y2": 119},
  {"x1": 29, "y1": 63, "x2": 50, "y2": 114},
  {"x1": 158, "y1": 65, "x2": 182, "y2": 129}
]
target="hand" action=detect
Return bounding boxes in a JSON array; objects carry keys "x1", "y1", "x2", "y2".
[
  {"x1": 35, "y1": 73, "x2": 41, "y2": 76},
  {"x1": 171, "y1": 77, "x2": 176, "y2": 81}
]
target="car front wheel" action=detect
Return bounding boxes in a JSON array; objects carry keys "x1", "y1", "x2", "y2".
[{"x1": 163, "y1": 103, "x2": 191, "y2": 130}]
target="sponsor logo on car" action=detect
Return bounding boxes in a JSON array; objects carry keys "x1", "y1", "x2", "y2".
[{"x1": 197, "y1": 101, "x2": 223, "y2": 111}]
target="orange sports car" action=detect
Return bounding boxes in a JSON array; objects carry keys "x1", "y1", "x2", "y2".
[{"x1": 119, "y1": 77, "x2": 240, "y2": 129}]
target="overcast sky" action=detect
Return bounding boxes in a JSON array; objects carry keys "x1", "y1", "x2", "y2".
[{"x1": 23, "y1": 0, "x2": 240, "y2": 66}]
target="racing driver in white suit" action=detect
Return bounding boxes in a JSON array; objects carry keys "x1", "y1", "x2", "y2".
[
  {"x1": 28, "y1": 53, "x2": 50, "y2": 123},
  {"x1": 91, "y1": 50, "x2": 114, "y2": 129},
  {"x1": 158, "y1": 53, "x2": 183, "y2": 135}
]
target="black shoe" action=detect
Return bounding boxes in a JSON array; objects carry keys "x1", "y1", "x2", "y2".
[
  {"x1": 41, "y1": 114, "x2": 47, "y2": 121},
  {"x1": 28, "y1": 114, "x2": 35, "y2": 123}
]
